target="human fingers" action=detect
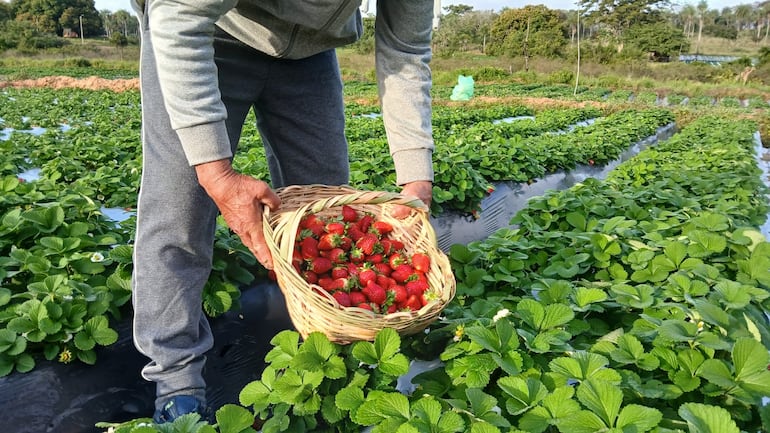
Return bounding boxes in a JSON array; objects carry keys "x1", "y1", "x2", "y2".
[{"x1": 392, "y1": 181, "x2": 432, "y2": 219}]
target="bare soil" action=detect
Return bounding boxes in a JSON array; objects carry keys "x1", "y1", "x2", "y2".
[
  {"x1": 0, "y1": 77, "x2": 604, "y2": 112},
  {"x1": 0, "y1": 76, "x2": 140, "y2": 92}
]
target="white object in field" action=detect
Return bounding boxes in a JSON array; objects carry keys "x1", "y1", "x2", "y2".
[{"x1": 433, "y1": 0, "x2": 442, "y2": 29}]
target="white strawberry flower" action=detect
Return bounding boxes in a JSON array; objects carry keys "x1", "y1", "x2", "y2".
[{"x1": 492, "y1": 308, "x2": 511, "y2": 323}]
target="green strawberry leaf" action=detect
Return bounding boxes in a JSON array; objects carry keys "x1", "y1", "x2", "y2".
[{"x1": 678, "y1": 403, "x2": 739, "y2": 433}]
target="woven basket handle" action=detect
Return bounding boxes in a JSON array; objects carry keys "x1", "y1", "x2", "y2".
[{"x1": 303, "y1": 189, "x2": 429, "y2": 215}]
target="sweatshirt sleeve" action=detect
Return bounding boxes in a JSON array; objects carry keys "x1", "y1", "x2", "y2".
[
  {"x1": 375, "y1": 0, "x2": 435, "y2": 186},
  {"x1": 147, "y1": 0, "x2": 238, "y2": 166}
]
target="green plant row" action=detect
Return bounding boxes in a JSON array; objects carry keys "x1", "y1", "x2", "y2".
[
  {"x1": 0, "y1": 88, "x2": 659, "y2": 374},
  {"x1": 432, "y1": 108, "x2": 672, "y2": 214},
  {"x1": 102, "y1": 115, "x2": 770, "y2": 433}
]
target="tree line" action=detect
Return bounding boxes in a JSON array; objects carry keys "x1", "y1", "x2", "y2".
[
  {"x1": 1, "y1": 0, "x2": 769, "y2": 65},
  {"x1": 423, "y1": 0, "x2": 770, "y2": 62},
  {"x1": 0, "y1": 0, "x2": 137, "y2": 51}
]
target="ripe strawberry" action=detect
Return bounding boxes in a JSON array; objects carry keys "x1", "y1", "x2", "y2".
[
  {"x1": 357, "y1": 213, "x2": 374, "y2": 232},
  {"x1": 300, "y1": 214, "x2": 325, "y2": 236},
  {"x1": 333, "y1": 291, "x2": 352, "y2": 307},
  {"x1": 302, "y1": 270, "x2": 319, "y2": 284},
  {"x1": 356, "y1": 234, "x2": 379, "y2": 255},
  {"x1": 325, "y1": 221, "x2": 346, "y2": 235},
  {"x1": 371, "y1": 221, "x2": 393, "y2": 237},
  {"x1": 349, "y1": 291, "x2": 367, "y2": 305},
  {"x1": 300, "y1": 213, "x2": 321, "y2": 229},
  {"x1": 389, "y1": 239, "x2": 405, "y2": 252},
  {"x1": 338, "y1": 235, "x2": 353, "y2": 251},
  {"x1": 299, "y1": 236, "x2": 319, "y2": 260},
  {"x1": 317, "y1": 277, "x2": 334, "y2": 291},
  {"x1": 376, "y1": 274, "x2": 393, "y2": 289},
  {"x1": 307, "y1": 257, "x2": 332, "y2": 274},
  {"x1": 386, "y1": 304, "x2": 398, "y2": 314},
  {"x1": 373, "y1": 262, "x2": 391, "y2": 276},
  {"x1": 411, "y1": 253, "x2": 431, "y2": 273},
  {"x1": 358, "y1": 268, "x2": 377, "y2": 287},
  {"x1": 292, "y1": 249, "x2": 303, "y2": 270},
  {"x1": 391, "y1": 264, "x2": 415, "y2": 284},
  {"x1": 331, "y1": 266, "x2": 348, "y2": 279},
  {"x1": 404, "y1": 294, "x2": 422, "y2": 311},
  {"x1": 389, "y1": 284, "x2": 408, "y2": 304},
  {"x1": 362, "y1": 281, "x2": 387, "y2": 305},
  {"x1": 406, "y1": 279, "x2": 429, "y2": 297},
  {"x1": 347, "y1": 225, "x2": 366, "y2": 242},
  {"x1": 388, "y1": 253, "x2": 407, "y2": 270},
  {"x1": 341, "y1": 205, "x2": 359, "y2": 223},
  {"x1": 330, "y1": 277, "x2": 356, "y2": 292},
  {"x1": 346, "y1": 262, "x2": 360, "y2": 276},
  {"x1": 356, "y1": 302, "x2": 373, "y2": 311},
  {"x1": 368, "y1": 253, "x2": 384, "y2": 264},
  {"x1": 349, "y1": 247, "x2": 365, "y2": 264},
  {"x1": 318, "y1": 233, "x2": 342, "y2": 250},
  {"x1": 380, "y1": 239, "x2": 393, "y2": 256},
  {"x1": 327, "y1": 248, "x2": 347, "y2": 264}
]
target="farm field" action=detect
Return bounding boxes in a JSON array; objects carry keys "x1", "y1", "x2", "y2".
[{"x1": 0, "y1": 72, "x2": 769, "y2": 433}]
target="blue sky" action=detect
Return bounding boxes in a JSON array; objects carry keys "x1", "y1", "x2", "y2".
[{"x1": 93, "y1": 0, "x2": 757, "y2": 14}]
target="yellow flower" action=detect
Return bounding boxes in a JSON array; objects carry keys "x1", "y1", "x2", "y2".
[
  {"x1": 453, "y1": 324, "x2": 465, "y2": 342},
  {"x1": 58, "y1": 348, "x2": 73, "y2": 364}
]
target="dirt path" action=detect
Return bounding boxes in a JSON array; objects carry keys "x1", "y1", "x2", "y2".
[
  {"x1": 0, "y1": 76, "x2": 605, "y2": 111},
  {"x1": 0, "y1": 76, "x2": 140, "y2": 92}
]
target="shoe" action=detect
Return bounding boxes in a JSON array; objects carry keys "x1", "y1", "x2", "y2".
[{"x1": 153, "y1": 395, "x2": 209, "y2": 424}]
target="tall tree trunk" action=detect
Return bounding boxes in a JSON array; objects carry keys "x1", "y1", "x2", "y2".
[
  {"x1": 523, "y1": 16, "x2": 530, "y2": 72},
  {"x1": 574, "y1": 10, "x2": 581, "y2": 96},
  {"x1": 697, "y1": 17, "x2": 703, "y2": 53}
]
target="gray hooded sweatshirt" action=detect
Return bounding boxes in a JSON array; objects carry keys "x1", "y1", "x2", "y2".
[{"x1": 144, "y1": 0, "x2": 435, "y2": 186}]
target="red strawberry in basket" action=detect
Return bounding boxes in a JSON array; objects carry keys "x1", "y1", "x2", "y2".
[
  {"x1": 341, "y1": 205, "x2": 359, "y2": 223},
  {"x1": 389, "y1": 285, "x2": 408, "y2": 304},
  {"x1": 333, "y1": 291, "x2": 352, "y2": 307},
  {"x1": 356, "y1": 234, "x2": 379, "y2": 256},
  {"x1": 325, "y1": 221, "x2": 346, "y2": 235},
  {"x1": 299, "y1": 236, "x2": 319, "y2": 260},
  {"x1": 371, "y1": 221, "x2": 393, "y2": 237},
  {"x1": 406, "y1": 279, "x2": 429, "y2": 297},
  {"x1": 318, "y1": 233, "x2": 343, "y2": 251},
  {"x1": 349, "y1": 291, "x2": 367, "y2": 306},
  {"x1": 307, "y1": 257, "x2": 332, "y2": 275},
  {"x1": 362, "y1": 281, "x2": 387, "y2": 306},
  {"x1": 411, "y1": 252, "x2": 431, "y2": 273}
]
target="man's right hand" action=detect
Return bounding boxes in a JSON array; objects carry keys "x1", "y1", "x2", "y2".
[{"x1": 195, "y1": 159, "x2": 281, "y2": 269}]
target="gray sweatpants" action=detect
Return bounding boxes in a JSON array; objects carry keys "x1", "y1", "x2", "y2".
[{"x1": 132, "y1": 10, "x2": 349, "y2": 410}]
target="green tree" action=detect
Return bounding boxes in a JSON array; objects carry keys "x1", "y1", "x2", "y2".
[
  {"x1": 578, "y1": 0, "x2": 669, "y2": 41},
  {"x1": 487, "y1": 5, "x2": 568, "y2": 58},
  {"x1": 11, "y1": 0, "x2": 101, "y2": 37},
  {"x1": 0, "y1": 2, "x2": 11, "y2": 22},
  {"x1": 101, "y1": 9, "x2": 138, "y2": 39},
  {"x1": 734, "y1": 4, "x2": 753, "y2": 32},
  {"x1": 623, "y1": 22, "x2": 689, "y2": 60},
  {"x1": 350, "y1": 16, "x2": 374, "y2": 54},
  {"x1": 110, "y1": 30, "x2": 127, "y2": 59},
  {"x1": 433, "y1": 5, "x2": 496, "y2": 56},
  {"x1": 703, "y1": 23, "x2": 738, "y2": 40}
]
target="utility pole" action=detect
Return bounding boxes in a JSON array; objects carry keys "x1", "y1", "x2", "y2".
[{"x1": 79, "y1": 15, "x2": 84, "y2": 44}]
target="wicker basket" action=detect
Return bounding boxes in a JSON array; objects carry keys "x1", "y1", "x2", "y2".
[{"x1": 263, "y1": 184, "x2": 456, "y2": 343}]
